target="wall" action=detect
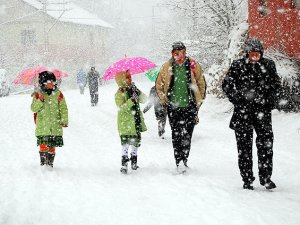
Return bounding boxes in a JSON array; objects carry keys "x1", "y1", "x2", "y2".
[{"x1": 248, "y1": 0, "x2": 300, "y2": 59}]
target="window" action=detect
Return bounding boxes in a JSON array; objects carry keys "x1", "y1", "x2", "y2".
[
  {"x1": 291, "y1": 0, "x2": 300, "y2": 8},
  {"x1": 21, "y1": 30, "x2": 36, "y2": 46},
  {"x1": 258, "y1": 0, "x2": 268, "y2": 17}
]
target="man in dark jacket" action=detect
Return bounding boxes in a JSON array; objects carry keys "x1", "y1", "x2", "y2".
[
  {"x1": 87, "y1": 67, "x2": 100, "y2": 106},
  {"x1": 222, "y1": 38, "x2": 282, "y2": 190},
  {"x1": 143, "y1": 86, "x2": 167, "y2": 138}
]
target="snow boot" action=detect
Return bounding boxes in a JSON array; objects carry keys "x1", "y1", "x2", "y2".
[
  {"x1": 243, "y1": 182, "x2": 254, "y2": 190},
  {"x1": 260, "y1": 179, "x2": 276, "y2": 190},
  {"x1": 47, "y1": 152, "x2": 55, "y2": 168},
  {"x1": 39, "y1": 152, "x2": 47, "y2": 166},
  {"x1": 130, "y1": 155, "x2": 139, "y2": 170},
  {"x1": 243, "y1": 177, "x2": 255, "y2": 190},
  {"x1": 120, "y1": 156, "x2": 129, "y2": 174}
]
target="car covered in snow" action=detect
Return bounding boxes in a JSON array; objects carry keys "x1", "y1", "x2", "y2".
[{"x1": 0, "y1": 69, "x2": 10, "y2": 97}]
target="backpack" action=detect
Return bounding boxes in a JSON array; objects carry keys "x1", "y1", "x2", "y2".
[{"x1": 33, "y1": 91, "x2": 64, "y2": 124}]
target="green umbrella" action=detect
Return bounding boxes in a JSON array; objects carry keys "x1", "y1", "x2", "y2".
[{"x1": 144, "y1": 68, "x2": 159, "y2": 82}]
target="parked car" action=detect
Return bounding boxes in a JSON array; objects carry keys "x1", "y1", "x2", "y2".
[{"x1": 0, "y1": 69, "x2": 10, "y2": 97}]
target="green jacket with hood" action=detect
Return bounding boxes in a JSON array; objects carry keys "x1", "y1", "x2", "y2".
[
  {"x1": 31, "y1": 89, "x2": 68, "y2": 137},
  {"x1": 115, "y1": 72, "x2": 147, "y2": 136}
]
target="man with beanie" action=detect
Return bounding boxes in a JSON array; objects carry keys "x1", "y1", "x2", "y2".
[
  {"x1": 155, "y1": 41, "x2": 206, "y2": 173},
  {"x1": 222, "y1": 38, "x2": 282, "y2": 190}
]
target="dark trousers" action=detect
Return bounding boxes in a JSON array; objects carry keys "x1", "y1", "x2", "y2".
[
  {"x1": 234, "y1": 114, "x2": 274, "y2": 184},
  {"x1": 157, "y1": 116, "x2": 167, "y2": 137},
  {"x1": 89, "y1": 89, "x2": 98, "y2": 104},
  {"x1": 167, "y1": 105, "x2": 196, "y2": 165}
]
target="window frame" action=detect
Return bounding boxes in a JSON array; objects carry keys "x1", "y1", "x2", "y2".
[
  {"x1": 291, "y1": 0, "x2": 300, "y2": 8},
  {"x1": 21, "y1": 29, "x2": 36, "y2": 46},
  {"x1": 258, "y1": 0, "x2": 268, "y2": 17}
]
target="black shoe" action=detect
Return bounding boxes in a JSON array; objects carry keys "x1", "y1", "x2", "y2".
[
  {"x1": 120, "y1": 166, "x2": 128, "y2": 174},
  {"x1": 39, "y1": 152, "x2": 47, "y2": 166},
  {"x1": 120, "y1": 156, "x2": 129, "y2": 173},
  {"x1": 183, "y1": 159, "x2": 188, "y2": 168},
  {"x1": 130, "y1": 155, "x2": 139, "y2": 170},
  {"x1": 243, "y1": 182, "x2": 254, "y2": 190},
  {"x1": 262, "y1": 180, "x2": 277, "y2": 190},
  {"x1": 47, "y1": 153, "x2": 55, "y2": 168}
]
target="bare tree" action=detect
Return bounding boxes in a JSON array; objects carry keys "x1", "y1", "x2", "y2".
[{"x1": 155, "y1": 0, "x2": 246, "y2": 68}]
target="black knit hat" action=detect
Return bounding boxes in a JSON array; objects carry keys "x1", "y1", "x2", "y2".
[
  {"x1": 38, "y1": 71, "x2": 56, "y2": 86},
  {"x1": 172, "y1": 41, "x2": 186, "y2": 51},
  {"x1": 244, "y1": 38, "x2": 264, "y2": 55}
]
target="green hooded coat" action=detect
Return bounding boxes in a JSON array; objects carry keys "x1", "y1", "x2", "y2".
[
  {"x1": 115, "y1": 72, "x2": 147, "y2": 136},
  {"x1": 31, "y1": 89, "x2": 68, "y2": 137}
]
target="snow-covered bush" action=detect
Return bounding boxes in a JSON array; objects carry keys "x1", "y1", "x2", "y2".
[
  {"x1": 208, "y1": 21, "x2": 248, "y2": 98},
  {"x1": 266, "y1": 50, "x2": 300, "y2": 112}
]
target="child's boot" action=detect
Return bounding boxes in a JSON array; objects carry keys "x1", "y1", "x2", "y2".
[
  {"x1": 130, "y1": 155, "x2": 139, "y2": 170},
  {"x1": 120, "y1": 156, "x2": 129, "y2": 174},
  {"x1": 39, "y1": 152, "x2": 47, "y2": 166},
  {"x1": 47, "y1": 152, "x2": 55, "y2": 167}
]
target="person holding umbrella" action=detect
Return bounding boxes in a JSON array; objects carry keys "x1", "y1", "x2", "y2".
[
  {"x1": 31, "y1": 71, "x2": 68, "y2": 168},
  {"x1": 115, "y1": 70, "x2": 147, "y2": 174},
  {"x1": 155, "y1": 41, "x2": 206, "y2": 172}
]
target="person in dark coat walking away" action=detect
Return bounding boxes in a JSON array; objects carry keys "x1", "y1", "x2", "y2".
[
  {"x1": 77, "y1": 68, "x2": 87, "y2": 94},
  {"x1": 87, "y1": 66, "x2": 100, "y2": 106},
  {"x1": 143, "y1": 86, "x2": 167, "y2": 139},
  {"x1": 222, "y1": 38, "x2": 282, "y2": 190},
  {"x1": 155, "y1": 41, "x2": 207, "y2": 172}
]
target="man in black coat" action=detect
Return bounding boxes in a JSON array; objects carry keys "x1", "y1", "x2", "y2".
[
  {"x1": 87, "y1": 67, "x2": 100, "y2": 106},
  {"x1": 222, "y1": 38, "x2": 282, "y2": 190}
]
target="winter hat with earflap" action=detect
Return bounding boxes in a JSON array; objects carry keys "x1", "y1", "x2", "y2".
[
  {"x1": 38, "y1": 71, "x2": 56, "y2": 86},
  {"x1": 244, "y1": 38, "x2": 264, "y2": 56},
  {"x1": 38, "y1": 71, "x2": 57, "y2": 94},
  {"x1": 172, "y1": 41, "x2": 186, "y2": 51}
]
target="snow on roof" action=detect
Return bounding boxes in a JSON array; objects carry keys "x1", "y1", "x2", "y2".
[{"x1": 22, "y1": 0, "x2": 113, "y2": 28}]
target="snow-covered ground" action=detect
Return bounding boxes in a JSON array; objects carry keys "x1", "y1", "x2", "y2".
[{"x1": 0, "y1": 79, "x2": 300, "y2": 225}]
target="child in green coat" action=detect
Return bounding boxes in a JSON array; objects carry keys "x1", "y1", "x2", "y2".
[
  {"x1": 31, "y1": 71, "x2": 68, "y2": 167},
  {"x1": 115, "y1": 71, "x2": 147, "y2": 174}
]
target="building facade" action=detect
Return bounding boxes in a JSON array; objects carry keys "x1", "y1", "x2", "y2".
[
  {"x1": 0, "y1": 0, "x2": 112, "y2": 83},
  {"x1": 248, "y1": 0, "x2": 300, "y2": 60}
]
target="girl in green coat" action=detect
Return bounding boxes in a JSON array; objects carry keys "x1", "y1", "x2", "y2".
[
  {"x1": 31, "y1": 71, "x2": 68, "y2": 167},
  {"x1": 115, "y1": 71, "x2": 147, "y2": 174}
]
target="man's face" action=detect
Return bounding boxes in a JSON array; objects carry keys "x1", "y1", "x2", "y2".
[
  {"x1": 248, "y1": 51, "x2": 261, "y2": 64},
  {"x1": 172, "y1": 49, "x2": 186, "y2": 64}
]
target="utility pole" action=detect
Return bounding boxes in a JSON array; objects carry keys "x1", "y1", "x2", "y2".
[
  {"x1": 42, "y1": 0, "x2": 49, "y2": 56},
  {"x1": 42, "y1": 0, "x2": 69, "y2": 64}
]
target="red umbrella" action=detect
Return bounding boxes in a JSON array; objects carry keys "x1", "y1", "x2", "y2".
[{"x1": 13, "y1": 66, "x2": 68, "y2": 85}]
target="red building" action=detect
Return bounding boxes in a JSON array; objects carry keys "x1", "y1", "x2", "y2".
[{"x1": 248, "y1": 0, "x2": 300, "y2": 60}]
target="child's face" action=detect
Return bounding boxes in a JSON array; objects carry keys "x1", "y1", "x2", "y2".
[
  {"x1": 126, "y1": 72, "x2": 132, "y2": 86},
  {"x1": 45, "y1": 80, "x2": 55, "y2": 89}
]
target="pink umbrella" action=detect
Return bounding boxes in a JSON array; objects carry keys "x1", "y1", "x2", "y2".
[
  {"x1": 13, "y1": 66, "x2": 69, "y2": 85},
  {"x1": 102, "y1": 57, "x2": 156, "y2": 80}
]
